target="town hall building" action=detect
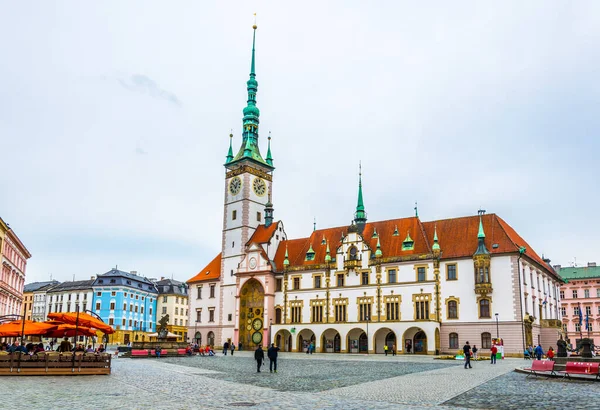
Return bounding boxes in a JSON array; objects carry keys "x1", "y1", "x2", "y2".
[{"x1": 187, "y1": 24, "x2": 563, "y2": 356}]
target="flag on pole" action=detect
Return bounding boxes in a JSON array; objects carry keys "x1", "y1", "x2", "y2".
[
  {"x1": 585, "y1": 310, "x2": 590, "y2": 330},
  {"x1": 578, "y1": 303, "x2": 583, "y2": 329}
]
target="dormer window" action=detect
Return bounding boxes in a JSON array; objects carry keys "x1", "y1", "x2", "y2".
[
  {"x1": 402, "y1": 232, "x2": 414, "y2": 251},
  {"x1": 110, "y1": 279, "x2": 116, "y2": 283},
  {"x1": 305, "y1": 244, "x2": 315, "y2": 261}
]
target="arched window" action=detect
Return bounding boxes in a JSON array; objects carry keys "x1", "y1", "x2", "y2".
[
  {"x1": 275, "y1": 308, "x2": 282, "y2": 324},
  {"x1": 349, "y1": 246, "x2": 358, "y2": 260},
  {"x1": 481, "y1": 332, "x2": 491, "y2": 349},
  {"x1": 207, "y1": 331, "x2": 215, "y2": 347},
  {"x1": 479, "y1": 299, "x2": 490, "y2": 318},
  {"x1": 449, "y1": 332, "x2": 459, "y2": 349},
  {"x1": 447, "y1": 300, "x2": 458, "y2": 319}
]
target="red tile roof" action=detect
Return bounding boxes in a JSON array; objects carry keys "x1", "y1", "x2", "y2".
[
  {"x1": 248, "y1": 222, "x2": 279, "y2": 244},
  {"x1": 272, "y1": 214, "x2": 556, "y2": 278},
  {"x1": 187, "y1": 253, "x2": 221, "y2": 283}
]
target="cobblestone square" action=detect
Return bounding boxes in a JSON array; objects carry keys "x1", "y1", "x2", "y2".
[{"x1": 4, "y1": 352, "x2": 600, "y2": 409}]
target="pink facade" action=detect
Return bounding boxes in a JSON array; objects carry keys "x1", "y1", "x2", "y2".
[
  {"x1": 0, "y1": 224, "x2": 31, "y2": 317},
  {"x1": 559, "y1": 263, "x2": 600, "y2": 348}
]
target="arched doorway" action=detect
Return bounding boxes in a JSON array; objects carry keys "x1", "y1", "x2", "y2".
[
  {"x1": 414, "y1": 331, "x2": 427, "y2": 354},
  {"x1": 347, "y1": 328, "x2": 367, "y2": 353},
  {"x1": 207, "y1": 331, "x2": 215, "y2": 347},
  {"x1": 374, "y1": 328, "x2": 397, "y2": 354},
  {"x1": 297, "y1": 329, "x2": 316, "y2": 353},
  {"x1": 274, "y1": 329, "x2": 292, "y2": 352},
  {"x1": 359, "y1": 333, "x2": 368, "y2": 353},
  {"x1": 195, "y1": 331, "x2": 202, "y2": 345},
  {"x1": 239, "y1": 279, "x2": 265, "y2": 350},
  {"x1": 321, "y1": 328, "x2": 341, "y2": 353}
]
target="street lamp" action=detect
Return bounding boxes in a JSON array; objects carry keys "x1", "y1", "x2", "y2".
[
  {"x1": 495, "y1": 313, "x2": 499, "y2": 339},
  {"x1": 365, "y1": 315, "x2": 370, "y2": 354},
  {"x1": 269, "y1": 318, "x2": 273, "y2": 346}
]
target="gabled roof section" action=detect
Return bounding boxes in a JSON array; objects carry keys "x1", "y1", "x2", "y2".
[
  {"x1": 248, "y1": 222, "x2": 279, "y2": 245},
  {"x1": 272, "y1": 217, "x2": 430, "y2": 270},
  {"x1": 421, "y1": 214, "x2": 557, "y2": 278},
  {"x1": 187, "y1": 253, "x2": 222, "y2": 283}
]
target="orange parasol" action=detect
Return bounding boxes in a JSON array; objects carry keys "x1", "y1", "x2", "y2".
[
  {"x1": 0, "y1": 320, "x2": 58, "y2": 337},
  {"x1": 43, "y1": 324, "x2": 98, "y2": 338},
  {"x1": 47, "y1": 312, "x2": 115, "y2": 334}
]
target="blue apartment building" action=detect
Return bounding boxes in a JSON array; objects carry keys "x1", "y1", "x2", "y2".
[{"x1": 92, "y1": 268, "x2": 158, "y2": 344}]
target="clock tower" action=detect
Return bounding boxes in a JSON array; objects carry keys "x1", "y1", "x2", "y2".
[{"x1": 222, "y1": 23, "x2": 274, "y2": 288}]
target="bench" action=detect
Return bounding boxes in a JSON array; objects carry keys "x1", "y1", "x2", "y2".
[
  {"x1": 177, "y1": 349, "x2": 187, "y2": 356},
  {"x1": 523, "y1": 360, "x2": 555, "y2": 377},
  {"x1": 131, "y1": 350, "x2": 149, "y2": 357},
  {"x1": 560, "y1": 362, "x2": 600, "y2": 380}
]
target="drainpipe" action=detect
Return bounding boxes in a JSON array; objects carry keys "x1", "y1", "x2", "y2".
[{"x1": 517, "y1": 247, "x2": 527, "y2": 353}]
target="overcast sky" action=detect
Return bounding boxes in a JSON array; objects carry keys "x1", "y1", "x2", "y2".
[{"x1": 1, "y1": 1, "x2": 599, "y2": 284}]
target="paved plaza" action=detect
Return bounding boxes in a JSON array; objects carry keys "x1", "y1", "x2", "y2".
[{"x1": 6, "y1": 352, "x2": 600, "y2": 409}]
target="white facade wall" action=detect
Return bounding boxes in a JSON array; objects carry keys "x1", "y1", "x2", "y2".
[{"x1": 47, "y1": 290, "x2": 93, "y2": 315}]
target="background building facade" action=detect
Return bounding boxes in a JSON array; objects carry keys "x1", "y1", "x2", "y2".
[
  {"x1": 0, "y1": 217, "x2": 31, "y2": 317},
  {"x1": 156, "y1": 278, "x2": 189, "y2": 341},
  {"x1": 559, "y1": 263, "x2": 599, "y2": 348},
  {"x1": 92, "y1": 269, "x2": 158, "y2": 344}
]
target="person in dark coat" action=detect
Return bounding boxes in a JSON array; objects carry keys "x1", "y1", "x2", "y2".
[
  {"x1": 223, "y1": 341, "x2": 229, "y2": 356},
  {"x1": 463, "y1": 341, "x2": 472, "y2": 369},
  {"x1": 254, "y1": 345, "x2": 264, "y2": 373},
  {"x1": 267, "y1": 343, "x2": 280, "y2": 373}
]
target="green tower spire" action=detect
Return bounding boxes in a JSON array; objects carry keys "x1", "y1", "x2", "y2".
[
  {"x1": 375, "y1": 237, "x2": 382, "y2": 257},
  {"x1": 225, "y1": 133, "x2": 234, "y2": 163},
  {"x1": 354, "y1": 162, "x2": 367, "y2": 226},
  {"x1": 228, "y1": 22, "x2": 273, "y2": 169},
  {"x1": 477, "y1": 215, "x2": 485, "y2": 238},
  {"x1": 266, "y1": 132, "x2": 273, "y2": 166},
  {"x1": 283, "y1": 245, "x2": 289, "y2": 267},
  {"x1": 432, "y1": 225, "x2": 440, "y2": 251},
  {"x1": 324, "y1": 241, "x2": 331, "y2": 262}
]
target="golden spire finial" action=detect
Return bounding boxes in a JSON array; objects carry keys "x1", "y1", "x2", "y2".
[{"x1": 253, "y1": 13, "x2": 257, "y2": 29}]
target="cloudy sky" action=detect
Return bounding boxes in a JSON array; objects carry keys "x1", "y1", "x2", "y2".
[{"x1": 1, "y1": 1, "x2": 598, "y2": 284}]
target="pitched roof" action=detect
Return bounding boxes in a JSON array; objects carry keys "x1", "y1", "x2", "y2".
[
  {"x1": 187, "y1": 253, "x2": 221, "y2": 283},
  {"x1": 23, "y1": 280, "x2": 59, "y2": 293},
  {"x1": 559, "y1": 265, "x2": 600, "y2": 281},
  {"x1": 248, "y1": 222, "x2": 279, "y2": 244},
  {"x1": 47, "y1": 280, "x2": 95, "y2": 292},
  {"x1": 155, "y1": 278, "x2": 188, "y2": 295},
  {"x1": 272, "y1": 213, "x2": 555, "y2": 278}
]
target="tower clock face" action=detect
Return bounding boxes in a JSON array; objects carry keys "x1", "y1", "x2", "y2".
[
  {"x1": 229, "y1": 176, "x2": 242, "y2": 195},
  {"x1": 252, "y1": 318, "x2": 263, "y2": 331},
  {"x1": 253, "y1": 178, "x2": 266, "y2": 196}
]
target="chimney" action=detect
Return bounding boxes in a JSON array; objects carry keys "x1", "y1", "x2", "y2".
[
  {"x1": 553, "y1": 264, "x2": 561, "y2": 271},
  {"x1": 130, "y1": 271, "x2": 138, "y2": 275},
  {"x1": 589, "y1": 262, "x2": 597, "y2": 267},
  {"x1": 90, "y1": 276, "x2": 96, "y2": 280},
  {"x1": 160, "y1": 276, "x2": 165, "y2": 281}
]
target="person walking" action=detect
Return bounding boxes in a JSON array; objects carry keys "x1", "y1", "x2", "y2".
[
  {"x1": 472, "y1": 345, "x2": 478, "y2": 361},
  {"x1": 490, "y1": 344, "x2": 497, "y2": 364},
  {"x1": 463, "y1": 341, "x2": 472, "y2": 369},
  {"x1": 309, "y1": 341, "x2": 314, "y2": 354},
  {"x1": 231, "y1": 343, "x2": 235, "y2": 356},
  {"x1": 384, "y1": 344, "x2": 388, "y2": 356},
  {"x1": 254, "y1": 344, "x2": 264, "y2": 373},
  {"x1": 267, "y1": 343, "x2": 280, "y2": 373},
  {"x1": 155, "y1": 345, "x2": 161, "y2": 358},
  {"x1": 223, "y1": 341, "x2": 229, "y2": 356},
  {"x1": 534, "y1": 344, "x2": 544, "y2": 360},
  {"x1": 392, "y1": 343, "x2": 396, "y2": 356},
  {"x1": 406, "y1": 340, "x2": 412, "y2": 354}
]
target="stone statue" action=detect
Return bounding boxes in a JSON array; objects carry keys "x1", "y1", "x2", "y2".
[{"x1": 523, "y1": 313, "x2": 535, "y2": 348}]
